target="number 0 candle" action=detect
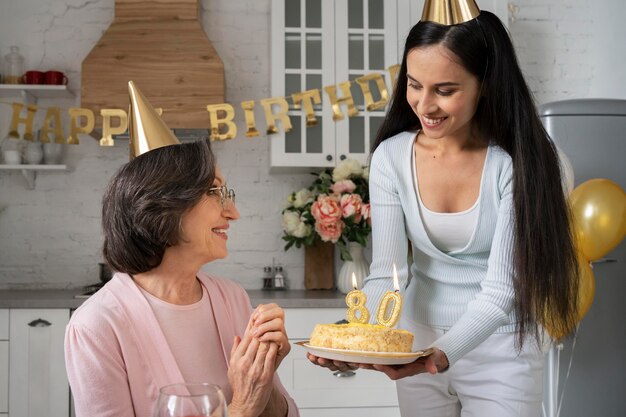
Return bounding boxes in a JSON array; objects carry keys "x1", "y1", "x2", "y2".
[
  {"x1": 376, "y1": 264, "x2": 403, "y2": 327},
  {"x1": 346, "y1": 272, "x2": 370, "y2": 324}
]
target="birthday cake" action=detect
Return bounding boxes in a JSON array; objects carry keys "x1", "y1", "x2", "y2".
[{"x1": 309, "y1": 322, "x2": 414, "y2": 353}]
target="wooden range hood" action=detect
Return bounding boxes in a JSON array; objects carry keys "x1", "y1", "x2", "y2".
[{"x1": 81, "y1": 0, "x2": 224, "y2": 129}]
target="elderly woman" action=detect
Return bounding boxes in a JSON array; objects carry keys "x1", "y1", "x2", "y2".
[{"x1": 65, "y1": 83, "x2": 298, "y2": 417}]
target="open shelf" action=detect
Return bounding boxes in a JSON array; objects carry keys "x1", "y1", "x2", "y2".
[
  {"x1": 0, "y1": 85, "x2": 74, "y2": 100},
  {"x1": 0, "y1": 164, "x2": 68, "y2": 189}
]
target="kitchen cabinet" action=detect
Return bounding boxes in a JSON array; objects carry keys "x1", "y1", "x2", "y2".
[
  {"x1": 8, "y1": 309, "x2": 70, "y2": 417},
  {"x1": 270, "y1": 0, "x2": 508, "y2": 168},
  {"x1": 270, "y1": 0, "x2": 401, "y2": 168},
  {"x1": 279, "y1": 308, "x2": 400, "y2": 417}
]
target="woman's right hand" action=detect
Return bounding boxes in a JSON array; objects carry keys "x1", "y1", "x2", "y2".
[
  {"x1": 306, "y1": 352, "x2": 359, "y2": 373},
  {"x1": 228, "y1": 334, "x2": 278, "y2": 417}
]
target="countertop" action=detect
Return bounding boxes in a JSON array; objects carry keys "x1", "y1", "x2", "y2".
[{"x1": 0, "y1": 288, "x2": 346, "y2": 309}]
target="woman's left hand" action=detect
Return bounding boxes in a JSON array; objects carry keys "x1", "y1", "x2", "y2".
[
  {"x1": 354, "y1": 347, "x2": 449, "y2": 380},
  {"x1": 249, "y1": 303, "x2": 290, "y2": 370}
]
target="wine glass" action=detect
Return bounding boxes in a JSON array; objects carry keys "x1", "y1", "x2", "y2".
[{"x1": 154, "y1": 383, "x2": 227, "y2": 417}]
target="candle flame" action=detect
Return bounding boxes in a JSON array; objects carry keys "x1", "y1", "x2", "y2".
[
  {"x1": 351, "y1": 272, "x2": 358, "y2": 290},
  {"x1": 392, "y1": 263, "x2": 399, "y2": 291}
]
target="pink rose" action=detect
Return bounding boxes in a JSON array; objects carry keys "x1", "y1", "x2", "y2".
[
  {"x1": 311, "y1": 194, "x2": 342, "y2": 225},
  {"x1": 315, "y1": 220, "x2": 344, "y2": 243},
  {"x1": 331, "y1": 180, "x2": 356, "y2": 194},
  {"x1": 361, "y1": 203, "x2": 371, "y2": 222},
  {"x1": 340, "y1": 193, "x2": 363, "y2": 222}
]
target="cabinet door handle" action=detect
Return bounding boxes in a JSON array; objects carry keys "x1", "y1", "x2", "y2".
[
  {"x1": 339, "y1": 154, "x2": 346, "y2": 160},
  {"x1": 28, "y1": 318, "x2": 52, "y2": 327},
  {"x1": 326, "y1": 155, "x2": 333, "y2": 161},
  {"x1": 333, "y1": 370, "x2": 356, "y2": 378}
]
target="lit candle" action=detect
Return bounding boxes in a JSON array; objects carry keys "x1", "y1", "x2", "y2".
[
  {"x1": 346, "y1": 272, "x2": 370, "y2": 324},
  {"x1": 376, "y1": 264, "x2": 403, "y2": 327}
]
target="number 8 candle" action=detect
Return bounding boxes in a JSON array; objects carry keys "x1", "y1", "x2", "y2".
[
  {"x1": 376, "y1": 264, "x2": 403, "y2": 327},
  {"x1": 346, "y1": 272, "x2": 370, "y2": 324}
]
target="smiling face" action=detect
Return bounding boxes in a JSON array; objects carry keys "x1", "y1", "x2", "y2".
[
  {"x1": 177, "y1": 166, "x2": 240, "y2": 264},
  {"x1": 406, "y1": 45, "x2": 481, "y2": 141}
]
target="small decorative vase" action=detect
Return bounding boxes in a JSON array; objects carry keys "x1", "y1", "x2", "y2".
[
  {"x1": 336, "y1": 241, "x2": 369, "y2": 294},
  {"x1": 24, "y1": 140, "x2": 43, "y2": 164}
]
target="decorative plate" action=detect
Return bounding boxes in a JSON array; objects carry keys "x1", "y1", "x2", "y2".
[{"x1": 296, "y1": 341, "x2": 434, "y2": 365}]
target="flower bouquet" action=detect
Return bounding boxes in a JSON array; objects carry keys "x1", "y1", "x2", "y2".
[{"x1": 282, "y1": 159, "x2": 371, "y2": 261}]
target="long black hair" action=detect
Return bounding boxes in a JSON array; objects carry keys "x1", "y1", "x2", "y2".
[{"x1": 373, "y1": 11, "x2": 579, "y2": 346}]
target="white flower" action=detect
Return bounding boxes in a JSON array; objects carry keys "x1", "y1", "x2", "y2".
[
  {"x1": 332, "y1": 159, "x2": 363, "y2": 181},
  {"x1": 282, "y1": 210, "x2": 312, "y2": 238},
  {"x1": 362, "y1": 166, "x2": 369, "y2": 181},
  {"x1": 292, "y1": 221, "x2": 312, "y2": 238},
  {"x1": 282, "y1": 210, "x2": 300, "y2": 234},
  {"x1": 293, "y1": 188, "x2": 314, "y2": 208}
]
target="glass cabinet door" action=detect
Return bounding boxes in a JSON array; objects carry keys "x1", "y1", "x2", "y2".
[
  {"x1": 271, "y1": 0, "x2": 336, "y2": 167},
  {"x1": 334, "y1": 0, "x2": 397, "y2": 164},
  {"x1": 271, "y1": 0, "x2": 402, "y2": 168}
]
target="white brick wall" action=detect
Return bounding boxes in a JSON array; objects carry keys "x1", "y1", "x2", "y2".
[{"x1": 0, "y1": 0, "x2": 624, "y2": 289}]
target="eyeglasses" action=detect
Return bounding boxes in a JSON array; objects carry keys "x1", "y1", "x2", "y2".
[{"x1": 207, "y1": 185, "x2": 236, "y2": 208}]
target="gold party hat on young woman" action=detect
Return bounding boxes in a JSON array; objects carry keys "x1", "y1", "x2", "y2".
[
  {"x1": 421, "y1": 0, "x2": 481, "y2": 25},
  {"x1": 127, "y1": 80, "x2": 180, "y2": 159}
]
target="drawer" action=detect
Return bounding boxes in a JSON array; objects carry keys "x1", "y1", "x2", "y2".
[
  {"x1": 0, "y1": 310, "x2": 7, "y2": 340},
  {"x1": 278, "y1": 353, "x2": 399, "y2": 409},
  {"x1": 299, "y1": 407, "x2": 400, "y2": 417},
  {"x1": 284, "y1": 308, "x2": 344, "y2": 340}
]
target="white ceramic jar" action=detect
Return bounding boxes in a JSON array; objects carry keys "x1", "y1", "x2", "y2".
[{"x1": 24, "y1": 140, "x2": 44, "y2": 164}]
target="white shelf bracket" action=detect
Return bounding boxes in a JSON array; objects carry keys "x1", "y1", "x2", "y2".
[{"x1": 20, "y1": 169, "x2": 36, "y2": 189}]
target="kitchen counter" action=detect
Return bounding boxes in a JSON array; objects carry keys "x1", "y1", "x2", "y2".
[{"x1": 0, "y1": 288, "x2": 346, "y2": 309}]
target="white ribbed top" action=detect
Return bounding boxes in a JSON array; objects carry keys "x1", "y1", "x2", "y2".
[
  {"x1": 363, "y1": 131, "x2": 516, "y2": 366},
  {"x1": 414, "y1": 148, "x2": 480, "y2": 253}
]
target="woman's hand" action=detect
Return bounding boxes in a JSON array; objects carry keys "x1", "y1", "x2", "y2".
[
  {"x1": 306, "y1": 353, "x2": 359, "y2": 373},
  {"x1": 358, "y1": 348, "x2": 449, "y2": 380},
  {"x1": 307, "y1": 348, "x2": 449, "y2": 380},
  {"x1": 250, "y1": 303, "x2": 290, "y2": 370},
  {"x1": 228, "y1": 333, "x2": 278, "y2": 417}
]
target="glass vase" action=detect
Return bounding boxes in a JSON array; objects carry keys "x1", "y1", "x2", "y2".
[{"x1": 336, "y1": 241, "x2": 369, "y2": 294}]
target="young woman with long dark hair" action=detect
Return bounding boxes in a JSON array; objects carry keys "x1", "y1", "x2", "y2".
[{"x1": 309, "y1": 5, "x2": 579, "y2": 417}]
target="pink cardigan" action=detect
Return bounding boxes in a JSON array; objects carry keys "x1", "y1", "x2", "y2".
[{"x1": 65, "y1": 272, "x2": 299, "y2": 417}]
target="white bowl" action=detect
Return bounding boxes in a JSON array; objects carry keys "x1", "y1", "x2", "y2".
[{"x1": 2, "y1": 149, "x2": 21, "y2": 165}]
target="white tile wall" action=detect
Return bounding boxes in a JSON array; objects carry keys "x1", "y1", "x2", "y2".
[{"x1": 0, "y1": 0, "x2": 624, "y2": 289}]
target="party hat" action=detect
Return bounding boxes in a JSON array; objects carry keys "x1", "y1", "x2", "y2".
[
  {"x1": 421, "y1": 0, "x2": 481, "y2": 25},
  {"x1": 127, "y1": 80, "x2": 180, "y2": 159}
]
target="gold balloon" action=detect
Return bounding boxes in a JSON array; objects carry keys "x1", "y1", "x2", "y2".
[
  {"x1": 545, "y1": 256, "x2": 595, "y2": 340},
  {"x1": 570, "y1": 179, "x2": 626, "y2": 261}
]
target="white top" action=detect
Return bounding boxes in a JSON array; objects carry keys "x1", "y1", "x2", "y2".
[
  {"x1": 140, "y1": 283, "x2": 231, "y2": 400},
  {"x1": 363, "y1": 130, "x2": 516, "y2": 366},
  {"x1": 413, "y1": 150, "x2": 480, "y2": 253}
]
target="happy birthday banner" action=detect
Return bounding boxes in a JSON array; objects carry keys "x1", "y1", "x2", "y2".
[{"x1": 1, "y1": 65, "x2": 400, "y2": 146}]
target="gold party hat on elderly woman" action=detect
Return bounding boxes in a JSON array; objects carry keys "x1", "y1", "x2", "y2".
[
  {"x1": 127, "y1": 80, "x2": 180, "y2": 159},
  {"x1": 421, "y1": 0, "x2": 481, "y2": 25}
]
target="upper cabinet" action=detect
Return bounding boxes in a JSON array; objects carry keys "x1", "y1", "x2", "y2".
[
  {"x1": 270, "y1": 0, "x2": 401, "y2": 168},
  {"x1": 270, "y1": 0, "x2": 508, "y2": 168}
]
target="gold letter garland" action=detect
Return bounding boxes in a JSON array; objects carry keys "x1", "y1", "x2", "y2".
[
  {"x1": 323, "y1": 81, "x2": 358, "y2": 121},
  {"x1": 260, "y1": 97, "x2": 292, "y2": 135},
  {"x1": 355, "y1": 73, "x2": 390, "y2": 111},
  {"x1": 40, "y1": 107, "x2": 65, "y2": 144},
  {"x1": 68, "y1": 108, "x2": 95, "y2": 145},
  {"x1": 240, "y1": 100, "x2": 260, "y2": 138},
  {"x1": 291, "y1": 89, "x2": 321, "y2": 127},
  {"x1": 207, "y1": 103, "x2": 237, "y2": 141},
  {"x1": 9, "y1": 103, "x2": 37, "y2": 140}
]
